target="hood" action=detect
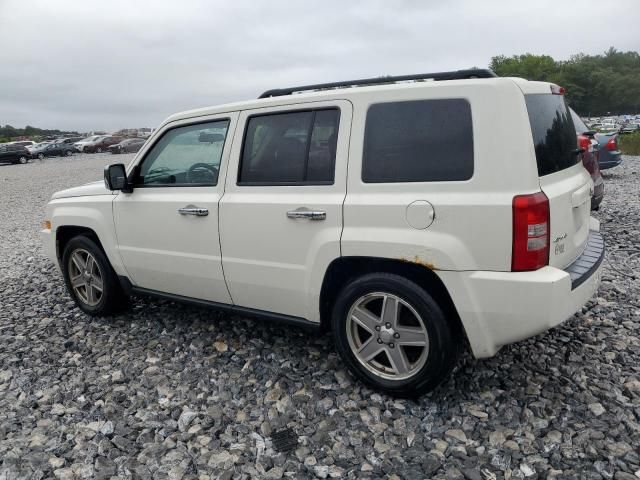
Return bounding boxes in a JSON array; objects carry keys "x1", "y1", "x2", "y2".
[{"x1": 51, "y1": 180, "x2": 114, "y2": 199}]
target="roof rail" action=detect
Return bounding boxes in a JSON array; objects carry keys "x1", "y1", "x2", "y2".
[{"x1": 258, "y1": 68, "x2": 497, "y2": 99}]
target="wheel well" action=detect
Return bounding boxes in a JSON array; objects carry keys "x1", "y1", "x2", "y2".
[
  {"x1": 319, "y1": 257, "x2": 467, "y2": 344},
  {"x1": 55, "y1": 226, "x2": 104, "y2": 265}
]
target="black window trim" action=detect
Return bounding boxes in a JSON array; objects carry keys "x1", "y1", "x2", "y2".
[
  {"x1": 361, "y1": 98, "x2": 475, "y2": 184},
  {"x1": 237, "y1": 106, "x2": 341, "y2": 187},
  {"x1": 132, "y1": 117, "x2": 231, "y2": 189}
]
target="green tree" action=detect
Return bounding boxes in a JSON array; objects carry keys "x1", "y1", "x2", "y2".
[{"x1": 489, "y1": 48, "x2": 640, "y2": 116}]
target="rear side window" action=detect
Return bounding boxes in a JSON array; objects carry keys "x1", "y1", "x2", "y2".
[
  {"x1": 362, "y1": 99, "x2": 473, "y2": 183},
  {"x1": 239, "y1": 108, "x2": 340, "y2": 185},
  {"x1": 525, "y1": 94, "x2": 578, "y2": 176}
]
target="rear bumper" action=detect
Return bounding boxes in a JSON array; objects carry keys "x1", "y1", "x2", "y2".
[
  {"x1": 599, "y1": 151, "x2": 622, "y2": 170},
  {"x1": 438, "y1": 228, "x2": 604, "y2": 358}
]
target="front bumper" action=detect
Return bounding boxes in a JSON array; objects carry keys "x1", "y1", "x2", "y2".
[
  {"x1": 40, "y1": 228, "x2": 60, "y2": 272},
  {"x1": 438, "y1": 229, "x2": 604, "y2": 358}
]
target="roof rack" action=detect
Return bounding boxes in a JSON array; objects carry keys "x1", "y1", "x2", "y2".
[{"x1": 258, "y1": 68, "x2": 497, "y2": 99}]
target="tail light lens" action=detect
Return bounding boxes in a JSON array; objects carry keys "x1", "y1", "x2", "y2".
[
  {"x1": 605, "y1": 137, "x2": 617, "y2": 151},
  {"x1": 578, "y1": 135, "x2": 592, "y2": 153},
  {"x1": 512, "y1": 192, "x2": 550, "y2": 271}
]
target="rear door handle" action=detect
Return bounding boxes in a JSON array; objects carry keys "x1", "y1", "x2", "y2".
[
  {"x1": 287, "y1": 208, "x2": 326, "y2": 221},
  {"x1": 178, "y1": 206, "x2": 209, "y2": 216}
]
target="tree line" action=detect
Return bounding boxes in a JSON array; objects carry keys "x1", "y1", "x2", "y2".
[
  {"x1": 490, "y1": 48, "x2": 640, "y2": 116},
  {"x1": 0, "y1": 124, "x2": 79, "y2": 143}
]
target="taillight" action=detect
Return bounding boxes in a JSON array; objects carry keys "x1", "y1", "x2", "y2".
[
  {"x1": 550, "y1": 84, "x2": 566, "y2": 95},
  {"x1": 512, "y1": 192, "x2": 550, "y2": 271},
  {"x1": 578, "y1": 135, "x2": 591, "y2": 153},
  {"x1": 605, "y1": 137, "x2": 617, "y2": 151}
]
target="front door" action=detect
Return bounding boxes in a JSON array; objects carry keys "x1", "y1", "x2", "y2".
[
  {"x1": 219, "y1": 101, "x2": 351, "y2": 321},
  {"x1": 113, "y1": 114, "x2": 237, "y2": 303}
]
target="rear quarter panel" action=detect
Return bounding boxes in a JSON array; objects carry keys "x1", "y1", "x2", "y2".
[{"x1": 342, "y1": 79, "x2": 539, "y2": 271}]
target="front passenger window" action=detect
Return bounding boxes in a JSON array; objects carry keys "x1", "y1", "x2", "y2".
[{"x1": 138, "y1": 120, "x2": 230, "y2": 186}]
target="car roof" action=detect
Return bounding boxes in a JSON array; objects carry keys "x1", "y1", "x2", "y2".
[{"x1": 164, "y1": 76, "x2": 545, "y2": 125}]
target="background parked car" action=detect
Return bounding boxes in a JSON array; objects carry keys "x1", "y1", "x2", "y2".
[
  {"x1": 27, "y1": 141, "x2": 53, "y2": 155},
  {"x1": 56, "y1": 136, "x2": 84, "y2": 145},
  {"x1": 9, "y1": 140, "x2": 36, "y2": 148},
  {"x1": 30, "y1": 142, "x2": 75, "y2": 160},
  {"x1": 108, "y1": 138, "x2": 146, "y2": 154},
  {"x1": 620, "y1": 122, "x2": 640, "y2": 134},
  {"x1": 74, "y1": 136, "x2": 104, "y2": 152},
  {"x1": 570, "y1": 108, "x2": 604, "y2": 210},
  {"x1": 596, "y1": 132, "x2": 623, "y2": 170},
  {"x1": 82, "y1": 136, "x2": 123, "y2": 153},
  {"x1": 0, "y1": 144, "x2": 31, "y2": 164}
]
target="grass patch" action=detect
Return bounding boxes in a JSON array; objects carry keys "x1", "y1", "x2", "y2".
[{"x1": 620, "y1": 132, "x2": 640, "y2": 156}]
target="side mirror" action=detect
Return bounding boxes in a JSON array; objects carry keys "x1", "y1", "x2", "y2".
[{"x1": 104, "y1": 163, "x2": 129, "y2": 191}]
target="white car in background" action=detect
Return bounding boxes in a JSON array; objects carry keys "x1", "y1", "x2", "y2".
[
  {"x1": 74, "y1": 136, "x2": 104, "y2": 152},
  {"x1": 41, "y1": 69, "x2": 604, "y2": 395}
]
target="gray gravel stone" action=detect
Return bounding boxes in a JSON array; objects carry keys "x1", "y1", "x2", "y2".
[{"x1": 1, "y1": 153, "x2": 639, "y2": 478}]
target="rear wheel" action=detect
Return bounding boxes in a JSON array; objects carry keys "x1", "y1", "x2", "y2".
[
  {"x1": 62, "y1": 236, "x2": 129, "y2": 316},
  {"x1": 331, "y1": 273, "x2": 458, "y2": 396},
  {"x1": 37, "y1": 153, "x2": 44, "y2": 160},
  {"x1": 18, "y1": 156, "x2": 27, "y2": 164},
  {"x1": 65, "y1": 150, "x2": 73, "y2": 156},
  {"x1": 96, "y1": 147, "x2": 103, "y2": 153}
]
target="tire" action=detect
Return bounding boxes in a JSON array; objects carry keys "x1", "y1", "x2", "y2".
[
  {"x1": 331, "y1": 273, "x2": 458, "y2": 397},
  {"x1": 18, "y1": 156, "x2": 28, "y2": 164},
  {"x1": 37, "y1": 153, "x2": 44, "y2": 160},
  {"x1": 62, "y1": 235, "x2": 129, "y2": 316},
  {"x1": 65, "y1": 150, "x2": 73, "y2": 156},
  {"x1": 96, "y1": 147, "x2": 103, "y2": 153}
]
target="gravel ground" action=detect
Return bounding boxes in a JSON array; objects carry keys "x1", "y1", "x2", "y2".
[{"x1": 0, "y1": 154, "x2": 639, "y2": 480}]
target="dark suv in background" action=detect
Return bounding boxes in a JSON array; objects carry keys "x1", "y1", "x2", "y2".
[
  {"x1": 83, "y1": 136, "x2": 123, "y2": 153},
  {"x1": 0, "y1": 144, "x2": 31, "y2": 164},
  {"x1": 570, "y1": 109, "x2": 604, "y2": 210}
]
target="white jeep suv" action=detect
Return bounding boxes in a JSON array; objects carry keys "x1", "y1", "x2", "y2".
[{"x1": 42, "y1": 69, "x2": 604, "y2": 395}]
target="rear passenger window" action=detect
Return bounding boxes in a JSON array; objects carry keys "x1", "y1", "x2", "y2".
[
  {"x1": 239, "y1": 108, "x2": 340, "y2": 185},
  {"x1": 362, "y1": 99, "x2": 473, "y2": 183}
]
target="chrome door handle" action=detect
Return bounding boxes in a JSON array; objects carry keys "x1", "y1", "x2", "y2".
[
  {"x1": 178, "y1": 206, "x2": 209, "y2": 216},
  {"x1": 287, "y1": 208, "x2": 326, "y2": 221}
]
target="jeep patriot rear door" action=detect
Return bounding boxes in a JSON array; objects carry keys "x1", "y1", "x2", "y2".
[{"x1": 219, "y1": 101, "x2": 352, "y2": 321}]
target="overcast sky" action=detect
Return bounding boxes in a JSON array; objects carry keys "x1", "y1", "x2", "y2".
[{"x1": 1, "y1": 0, "x2": 638, "y2": 132}]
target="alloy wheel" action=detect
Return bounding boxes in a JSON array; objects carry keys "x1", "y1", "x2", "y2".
[
  {"x1": 346, "y1": 292, "x2": 430, "y2": 380},
  {"x1": 68, "y1": 249, "x2": 104, "y2": 307}
]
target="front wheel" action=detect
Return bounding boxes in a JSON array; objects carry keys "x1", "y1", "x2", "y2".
[
  {"x1": 37, "y1": 153, "x2": 44, "y2": 160},
  {"x1": 65, "y1": 150, "x2": 73, "y2": 156},
  {"x1": 18, "y1": 156, "x2": 28, "y2": 164},
  {"x1": 62, "y1": 235, "x2": 129, "y2": 316},
  {"x1": 331, "y1": 273, "x2": 458, "y2": 396},
  {"x1": 96, "y1": 147, "x2": 103, "y2": 153}
]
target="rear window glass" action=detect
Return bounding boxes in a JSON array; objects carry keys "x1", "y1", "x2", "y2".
[
  {"x1": 525, "y1": 94, "x2": 578, "y2": 176},
  {"x1": 362, "y1": 99, "x2": 473, "y2": 183}
]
